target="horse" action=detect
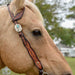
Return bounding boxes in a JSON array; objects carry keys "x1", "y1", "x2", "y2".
[{"x1": 0, "y1": 0, "x2": 73, "y2": 75}]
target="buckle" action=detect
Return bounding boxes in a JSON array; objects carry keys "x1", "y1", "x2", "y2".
[{"x1": 15, "y1": 24, "x2": 22, "y2": 32}]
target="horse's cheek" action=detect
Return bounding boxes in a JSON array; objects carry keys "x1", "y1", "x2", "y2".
[{"x1": 1, "y1": 41, "x2": 33, "y2": 73}]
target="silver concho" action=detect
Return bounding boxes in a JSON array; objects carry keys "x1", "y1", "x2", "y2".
[{"x1": 15, "y1": 24, "x2": 22, "y2": 32}]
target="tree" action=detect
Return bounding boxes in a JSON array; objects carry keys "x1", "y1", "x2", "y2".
[
  {"x1": 35, "y1": 0, "x2": 60, "y2": 38},
  {"x1": 36, "y1": 0, "x2": 75, "y2": 46},
  {"x1": 66, "y1": 2, "x2": 75, "y2": 46},
  {"x1": 67, "y1": 6, "x2": 75, "y2": 19},
  {"x1": 0, "y1": 0, "x2": 11, "y2": 5}
]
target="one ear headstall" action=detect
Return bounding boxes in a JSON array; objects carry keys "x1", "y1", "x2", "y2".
[{"x1": 7, "y1": 4, "x2": 44, "y2": 75}]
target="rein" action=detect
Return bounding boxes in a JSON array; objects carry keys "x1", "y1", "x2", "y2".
[{"x1": 7, "y1": 4, "x2": 45, "y2": 75}]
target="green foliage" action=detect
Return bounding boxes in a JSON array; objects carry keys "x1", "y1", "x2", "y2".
[
  {"x1": 50, "y1": 27, "x2": 75, "y2": 46},
  {"x1": 66, "y1": 14, "x2": 75, "y2": 19},
  {"x1": 70, "y1": 6, "x2": 75, "y2": 12},
  {"x1": 36, "y1": 0, "x2": 59, "y2": 30},
  {"x1": 66, "y1": 6, "x2": 75, "y2": 19},
  {"x1": 36, "y1": 0, "x2": 75, "y2": 46},
  {"x1": 0, "y1": 0, "x2": 11, "y2": 5}
]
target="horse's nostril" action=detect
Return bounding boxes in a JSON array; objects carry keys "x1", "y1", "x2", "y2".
[
  {"x1": 64, "y1": 72, "x2": 72, "y2": 75},
  {"x1": 66, "y1": 73, "x2": 71, "y2": 75}
]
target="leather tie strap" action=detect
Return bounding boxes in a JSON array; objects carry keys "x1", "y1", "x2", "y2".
[{"x1": 7, "y1": 4, "x2": 43, "y2": 75}]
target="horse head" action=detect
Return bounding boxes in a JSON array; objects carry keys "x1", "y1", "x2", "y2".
[{"x1": 0, "y1": 0, "x2": 73, "y2": 75}]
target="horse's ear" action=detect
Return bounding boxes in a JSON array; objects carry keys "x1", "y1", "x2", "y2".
[
  {"x1": 10, "y1": 0, "x2": 25, "y2": 15},
  {"x1": 14, "y1": 0, "x2": 25, "y2": 9}
]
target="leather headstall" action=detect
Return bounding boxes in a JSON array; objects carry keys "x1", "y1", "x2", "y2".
[{"x1": 7, "y1": 4, "x2": 44, "y2": 75}]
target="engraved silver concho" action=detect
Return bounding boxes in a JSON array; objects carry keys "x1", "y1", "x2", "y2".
[{"x1": 15, "y1": 24, "x2": 22, "y2": 32}]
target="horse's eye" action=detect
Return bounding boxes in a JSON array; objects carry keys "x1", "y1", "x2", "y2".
[{"x1": 32, "y1": 30, "x2": 42, "y2": 36}]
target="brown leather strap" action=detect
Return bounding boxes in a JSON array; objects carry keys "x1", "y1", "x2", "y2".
[
  {"x1": 19, "y1": 32, "x2": 43, "y2": 70},
  {"x1": 7, "y1": 4, "x2": 25, "y2": 23},
  {"x1": 7, "y1": 4, "x2": 43, "y2": 75}
]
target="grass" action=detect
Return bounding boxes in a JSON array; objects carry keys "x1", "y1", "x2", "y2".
[
  {"x1": 65, "y1": 57, "x2": 75, "y2": 75},
  {"x1": 0, "y1": 57, "x2": 75, "y2": 75}
]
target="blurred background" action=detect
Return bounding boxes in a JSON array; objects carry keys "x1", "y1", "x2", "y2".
[{"x1": 0, "y1": 0, "x2": 75, "y2": 75}]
